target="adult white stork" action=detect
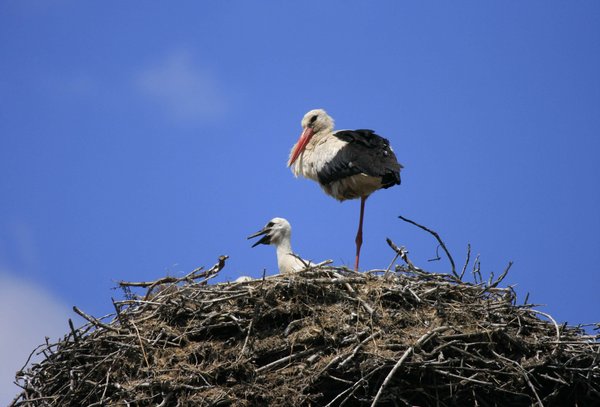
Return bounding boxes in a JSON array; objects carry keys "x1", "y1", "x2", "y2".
[
  {"x1": 248, "y1": 217, "x2": 312, "y2": 274},
  {"x1": 288, "y1": 109, "x2": 402, "y2": 271}
]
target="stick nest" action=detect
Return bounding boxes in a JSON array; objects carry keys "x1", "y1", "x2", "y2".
[{"x1": 11, "y1": 256, "x2": 600, "y2": 406}]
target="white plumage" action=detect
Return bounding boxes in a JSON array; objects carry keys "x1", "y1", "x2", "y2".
[{"x1": 248, "y1": 217, "x2": 312, "y2": 274}]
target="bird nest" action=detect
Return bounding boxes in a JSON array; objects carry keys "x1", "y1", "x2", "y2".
[{"x1": 10, "y1": 252, "x2": 600, "y2": 406}]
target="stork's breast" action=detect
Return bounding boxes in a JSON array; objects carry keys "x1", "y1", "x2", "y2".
[
  {"x1": 323, "y1": 174, "x2": 384, "y2": 201},
  {"x1": 294, "y1": 135, "x2": 348, "y2": 182}
]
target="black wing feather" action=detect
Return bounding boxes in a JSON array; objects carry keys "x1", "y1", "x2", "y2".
[{"x1": 317, "y1": 130, "x2": 402, "y2": 187}]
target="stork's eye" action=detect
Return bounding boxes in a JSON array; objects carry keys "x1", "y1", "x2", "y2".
[
  {"x1": 266, "y1": 222, "x2": 274, "y2": 228},
  {"x1": 309, "y1": 115, "x2": 318, "y2": 124}
]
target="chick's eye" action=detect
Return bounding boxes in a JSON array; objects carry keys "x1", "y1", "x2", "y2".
[{"x1": 266, "y1": 222, "x2": 274, "y2": 228}]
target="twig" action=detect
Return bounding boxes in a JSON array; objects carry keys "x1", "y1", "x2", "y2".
[
  {"x1": 72, "y1": 306, "x2": 122, "y2": 333},
  {"x1": 130, "y1": 321, "x2": 151, "y2": 369},
  {"x1": 111, "y1": 297, "x2": 128, "y2": 328},
  {"x1": 256, "y1": 348, "x2": 319, "y2": 373},
  {"x1": 324, "y1": 378, "x2": 364, "y2": 407},
  {"x1": 384, "y1": 250, "x2": 401, "y2": 278},
  {"x1": 99, "y1": 366, "x2": 111, "y2": 403},
  {"x1": 197, "y1": 255, "x2": 229, "y2": 285},
  {"x1": 460, "y1": 243, "x2": 471, "y2": 280},
  {"x1": 238, "y1": 319, "x2": 254, "y2": 361},
  {"x1": 156, "y1": 392, "x2": 173, "y2": 407},
  {"x1": 434, "y1": 369, "x2": 493, "y2": 386},
  {"x1": 487, "y1": 261, "x2": 513, "y2": 289},
  {"x1": 118, "y1": 255, "x2": 228, "y2": 298},
  {"x1": 472, "y1": 254, "x2": 482, "y2": 284},
  {"x1": 68, "y1": 319, "x2": 79, "y2": 343},
  {"x1": 325, "y1": 368, "x2": 384, "y2": 407},
  {"x1": 427, "y1": 244, "x2": 442, "y2": 262},
  {"x1": 385, "y1": 238, "x2": 422, "y2": 273},
  {"x1": 15, "y1": 343, "x2": 46, "y2": 376},
  {"x1": 371, "y1": 326, "x2": 450, "y2": 406},
  {"x1": 290, "y1": 253, "x2": 313, "y2": 269},
  {"x1": 339, "y1": 331, "x2": 382, "y2": 368},
  {"x1": 398, "y1": 215, "x2": 458, "y2": 278},
  {"x1": 314, "y1": 259, "x2": 334, "y2": 268},
  {"x1": 118, "y1": 276, "x2": 181, "y2": 288},
  {"x1": 526, "y1": 309, "x2": 561, "y2": 354}
]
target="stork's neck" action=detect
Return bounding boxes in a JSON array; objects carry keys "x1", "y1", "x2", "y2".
[
  {"x1": 306, "y1": 128, "x2": 330, "y2": 148},
  {"x1": 275, "y1": 237, "x2": 293, "y2": 262},
  {"x1": 291, "y1": 129, "x2": 346, "y2": 182}
]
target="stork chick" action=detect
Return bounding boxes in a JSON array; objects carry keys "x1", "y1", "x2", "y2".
[{"x1": 248, "y1": 217, "x2": 312, "y2": 274}]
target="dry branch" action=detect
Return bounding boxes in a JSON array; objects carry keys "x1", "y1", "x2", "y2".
[{"x1": 398, "y1": 215, "x2": 458, "y2": 278}]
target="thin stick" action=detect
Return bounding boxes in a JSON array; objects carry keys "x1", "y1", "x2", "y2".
[
  {"x1": 398, "y1": 215, "x2": 458, "y2": 278},
  {"x1": 325, "y1": 368, "x2": 383, "y2": 407},
  {"x1": 256, "y1": 348, "x2": 318, "y2": 373},
  {"x1": 459, "y1": 243, "x2": 471, "y2": 280},
  {"x1": 238, "y1": 319, "x2": 254, "y2": 361},
  {"x1": 156, "y1": 392, "x2": 173, "y2": 407},
  {"x1": 526, "y1": 309, "x2": 561, "y2": 354},
  {"x1": 72, "y1": 306, "x2": 121, "y2": 333},
  {"x1": 314, "y1": 259, "x2": 334, "y2": 268},
  {"x1": 371, "y1": 326, "x2": 450, "y2": 406},
  {"x1": 487, "y1": 261, "x2": 513, "y2": 289},
  {"x1": 472, "y1": 254, "x2": 482, "y2": 284},
  {"x1": 339, "y1": 331, "x2": 382, "y2": 368},
  {"x1": 130, "y1": 321, "x2": 151, "y2": 369},
  {"x1": 99, "y1": 366, "x2": 111, "y2": 403},
  {"x1": 385, "y1": 238, "x2": 422, "y2": 273},
  {"x1": 68, "y1": 319, "x2": 79, "y2": 343},
  {"x1": 111, "y1": 297, "x2": 128, "y2": 328}
]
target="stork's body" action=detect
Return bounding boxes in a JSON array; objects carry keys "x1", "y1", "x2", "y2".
[
  {"x1": 248, "y1": 217, "x2": 312, "y2": 274},
  {"x1": 288, "y1": 109, "x2": 402, "y2": 271}
]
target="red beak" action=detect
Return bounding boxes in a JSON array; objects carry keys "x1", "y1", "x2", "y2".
[{"x1": 288, "y1": 127, "x2": 314, "y2": 167}]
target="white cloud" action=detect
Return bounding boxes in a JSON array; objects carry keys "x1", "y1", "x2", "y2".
[
  {"x1": 0, "y1": 271, "x2": 71, "y2": 405},
  {"x1": 135, "y1": 49, "x2": 227, "y2": 125}
]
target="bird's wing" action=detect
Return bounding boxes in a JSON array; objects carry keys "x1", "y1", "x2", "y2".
[{"x1": 317, "y1": 130, "x2": 402, "y2": 188}]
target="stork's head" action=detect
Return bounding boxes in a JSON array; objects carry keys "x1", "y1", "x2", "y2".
[
  {"x1": 301, "y1": 109, "x2": 334, "y2": 133},
  {"x1": 248, "y1": 217, "x2": 292, "y2": 247},
  {"x1": 288, "y1": 109, "x2": 334, "y2": 167}
]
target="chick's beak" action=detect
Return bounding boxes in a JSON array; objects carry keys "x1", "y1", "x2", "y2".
[{"x1": 247, "y1": 227, "x2": 271, "y2": 247}]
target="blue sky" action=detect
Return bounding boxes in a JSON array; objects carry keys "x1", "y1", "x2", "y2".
[{"x1": 1, "y1": 1, "x2": 599, "y2": 402}]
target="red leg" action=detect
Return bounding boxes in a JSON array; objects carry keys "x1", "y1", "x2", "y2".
[{"x1": 354, "y1": 195, "x2": 368, "y2": 271}]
